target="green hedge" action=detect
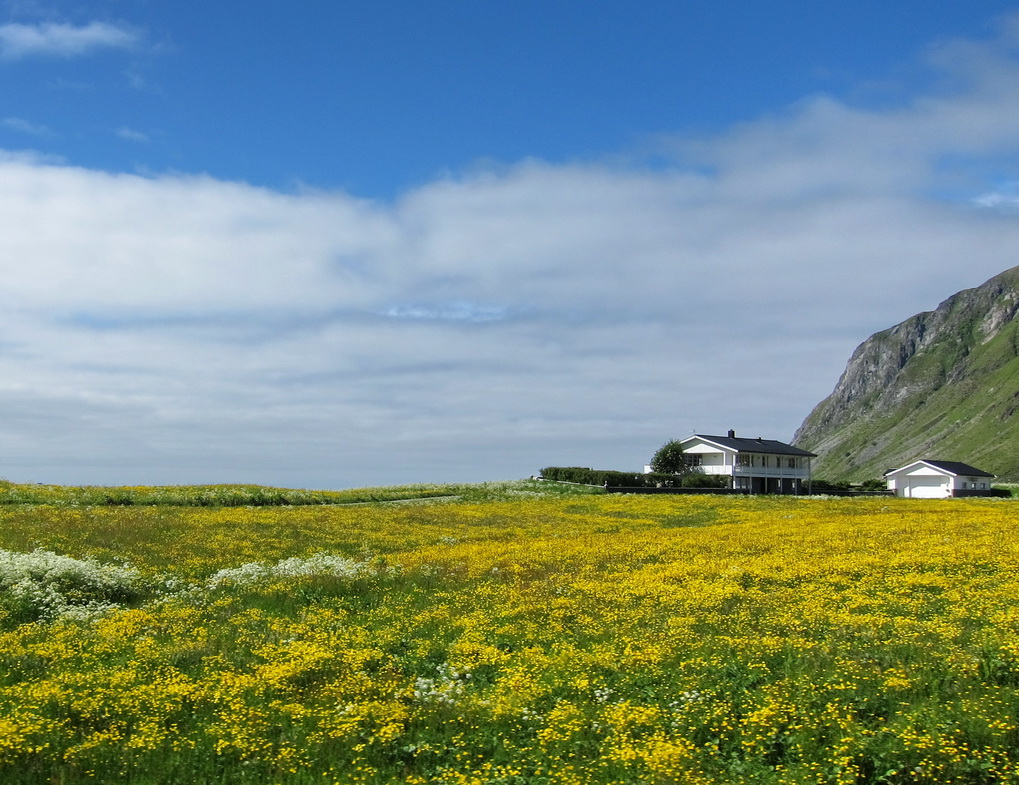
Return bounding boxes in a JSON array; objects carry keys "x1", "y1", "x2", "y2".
[
  {"x1": 539, "y1": 467, "x2": 653, "y2": 487},
  {"x1": 677, "y1": 471, "x2": 730, "y2": 489},
  {"x1": 539, "y1": 467, "x2": 729, "y2": 488}
]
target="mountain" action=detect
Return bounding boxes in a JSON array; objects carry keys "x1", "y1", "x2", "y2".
[{"x1": 793, "y1": 266, "x2": 1019, "y2": 482}]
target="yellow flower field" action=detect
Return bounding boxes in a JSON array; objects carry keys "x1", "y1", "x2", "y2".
[{"x1": 0, "y1": 487, "x2": 1017, "y2": 783}]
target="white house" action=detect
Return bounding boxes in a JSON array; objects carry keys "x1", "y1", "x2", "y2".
[
  {"x1": 645, "y1": 430, "x2": 817, "y2": 494},
  {"x1": 884, "y1": 460, "x2": 995, "y2": 498}
]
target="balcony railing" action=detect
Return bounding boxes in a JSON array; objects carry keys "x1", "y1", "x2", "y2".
[{"x1": 698, "y1": 464, "x2": 810, "y2": 478}]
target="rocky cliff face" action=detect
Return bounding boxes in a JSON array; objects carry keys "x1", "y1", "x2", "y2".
[{"x1": 793, "y1": 266, "x2": 1019, "y2": 481}]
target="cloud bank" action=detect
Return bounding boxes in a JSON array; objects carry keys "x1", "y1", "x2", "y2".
[
  {"x1": 3, "y1": 17, "x2": 1019, "y2": 487},
  {"x1": 0, "y1": 21, "x2": 139, "y2": 60}
]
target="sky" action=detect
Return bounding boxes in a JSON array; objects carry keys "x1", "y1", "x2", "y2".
[{"x1": 4, "y1": 2, "x2": 1019, "y2": 488}]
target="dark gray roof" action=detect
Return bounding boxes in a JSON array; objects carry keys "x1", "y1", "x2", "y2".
[
  {"x1": 912, "y1": 459, "x2": 994, "y2": 478},
  {"x1": 690, "y1": 434, "x2": 817, "y2": 458}
]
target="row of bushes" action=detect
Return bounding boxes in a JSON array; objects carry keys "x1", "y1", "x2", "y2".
[
  {"x1": 810, "y1": 479, "x2": 886, "y2": 492},
  {"x1": 808, "y1": 479, "x2": 1012, "y2": 497},
  {"x1": 539, "y1": 467, "x2": 729, "y2": 489}
]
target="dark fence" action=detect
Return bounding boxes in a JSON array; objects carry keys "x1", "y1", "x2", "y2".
[
  {"x1": 951, "y1": 488, "x2": 1011, "y2": 498},
  {"x1": 814, "y1": 489, "x2": 895, "y2": 497},
  {"x1": 607, "y1": 486, "x2": 751, "y2": 495},
  {"x1": 606, "y1": 486, "x2": 898, "y2": 497}
]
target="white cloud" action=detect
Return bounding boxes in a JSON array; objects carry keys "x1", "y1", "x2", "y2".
[
  {"x1": 381, "y1": 302, "x2": 515, "y2": 323},
  {"x1": 3, "y1": 17, "x2": 1019, "y2": 486},
  {"x1": 2, "y1": 116, "x2": 54, "y2": 136},
  {"x1": 973, "y1": 182, "x2": 1019, "y2": 209},
  {"x1": 115, "y1": 127, "x2": 149, "y2": 143},
  {"x1": 0, "y1": 21, "x2": 139, "y2": 60}
]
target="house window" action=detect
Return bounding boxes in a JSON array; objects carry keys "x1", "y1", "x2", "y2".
[
  {"x1": 787, "y1": 458, "x2": 797, "y2": 468},
  {"x1": 688, "y1": 456, "x2": 702, "y2": 467},
  {"x1": 736, "y1": 455, "x2": 752, "y2": 467}
]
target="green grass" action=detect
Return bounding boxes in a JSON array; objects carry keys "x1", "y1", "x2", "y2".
[{"x1": 0, "y1": 478, "x2": 603, "y2": 508}]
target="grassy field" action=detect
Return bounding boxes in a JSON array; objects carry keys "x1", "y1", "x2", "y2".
[
  {"x1": 0, "y1": 482, "x2": 1017, "y2": 783},
  {"x1": 0, "y1": 479, "x2": 480, "y2": 507}
]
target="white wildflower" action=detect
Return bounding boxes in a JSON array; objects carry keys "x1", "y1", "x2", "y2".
[
  {"x1": 205, "y1": 553, "x2": 365, "y2": 589},
  {"x1": 0, "y1": 548, "x2": 143, "y2": 621},
  {"x1": 412, "y1": 663, "x2": 472, "y2": 705}
]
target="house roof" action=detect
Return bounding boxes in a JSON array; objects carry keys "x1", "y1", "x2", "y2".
[
  {"x1": 884, "y1": 459, "x2": 995, "y2": 478},
  {"x1": 685, "y1": 433, "x2": 817, "y2": 458}
]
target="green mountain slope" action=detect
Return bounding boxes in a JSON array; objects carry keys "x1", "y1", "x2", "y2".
[{"x1": 793, "y1": 266, "x2": 1019, "y2": 481}]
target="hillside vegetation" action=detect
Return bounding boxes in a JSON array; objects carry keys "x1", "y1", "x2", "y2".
[
  {"x1": 0, "y1": 489, "x2": 1017, "y2": 783},
  {"x1": 795, "y1": 266, "x2": 1019, "y2": 481}
]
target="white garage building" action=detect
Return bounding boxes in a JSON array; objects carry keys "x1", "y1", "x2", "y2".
[{"x1": 884, "y1": 459, "x2": 995, "y2": 498}]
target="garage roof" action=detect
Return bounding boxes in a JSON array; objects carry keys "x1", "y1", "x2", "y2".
[{"x1": 885, "y1": 459, "x2": 995, "y2": 478}]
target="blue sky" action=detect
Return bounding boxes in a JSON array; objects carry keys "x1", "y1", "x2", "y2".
[
  {"x1": 3, "y1": 2, "x2": 1019, "y2": 487},
  {"x1": 5, "y1": 1, "x2": 1018, "y2": 195}
]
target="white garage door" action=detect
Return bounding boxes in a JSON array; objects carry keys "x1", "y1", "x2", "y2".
[{"x1": 904, "y1": 476, "x2": 947, "y2": 498}]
